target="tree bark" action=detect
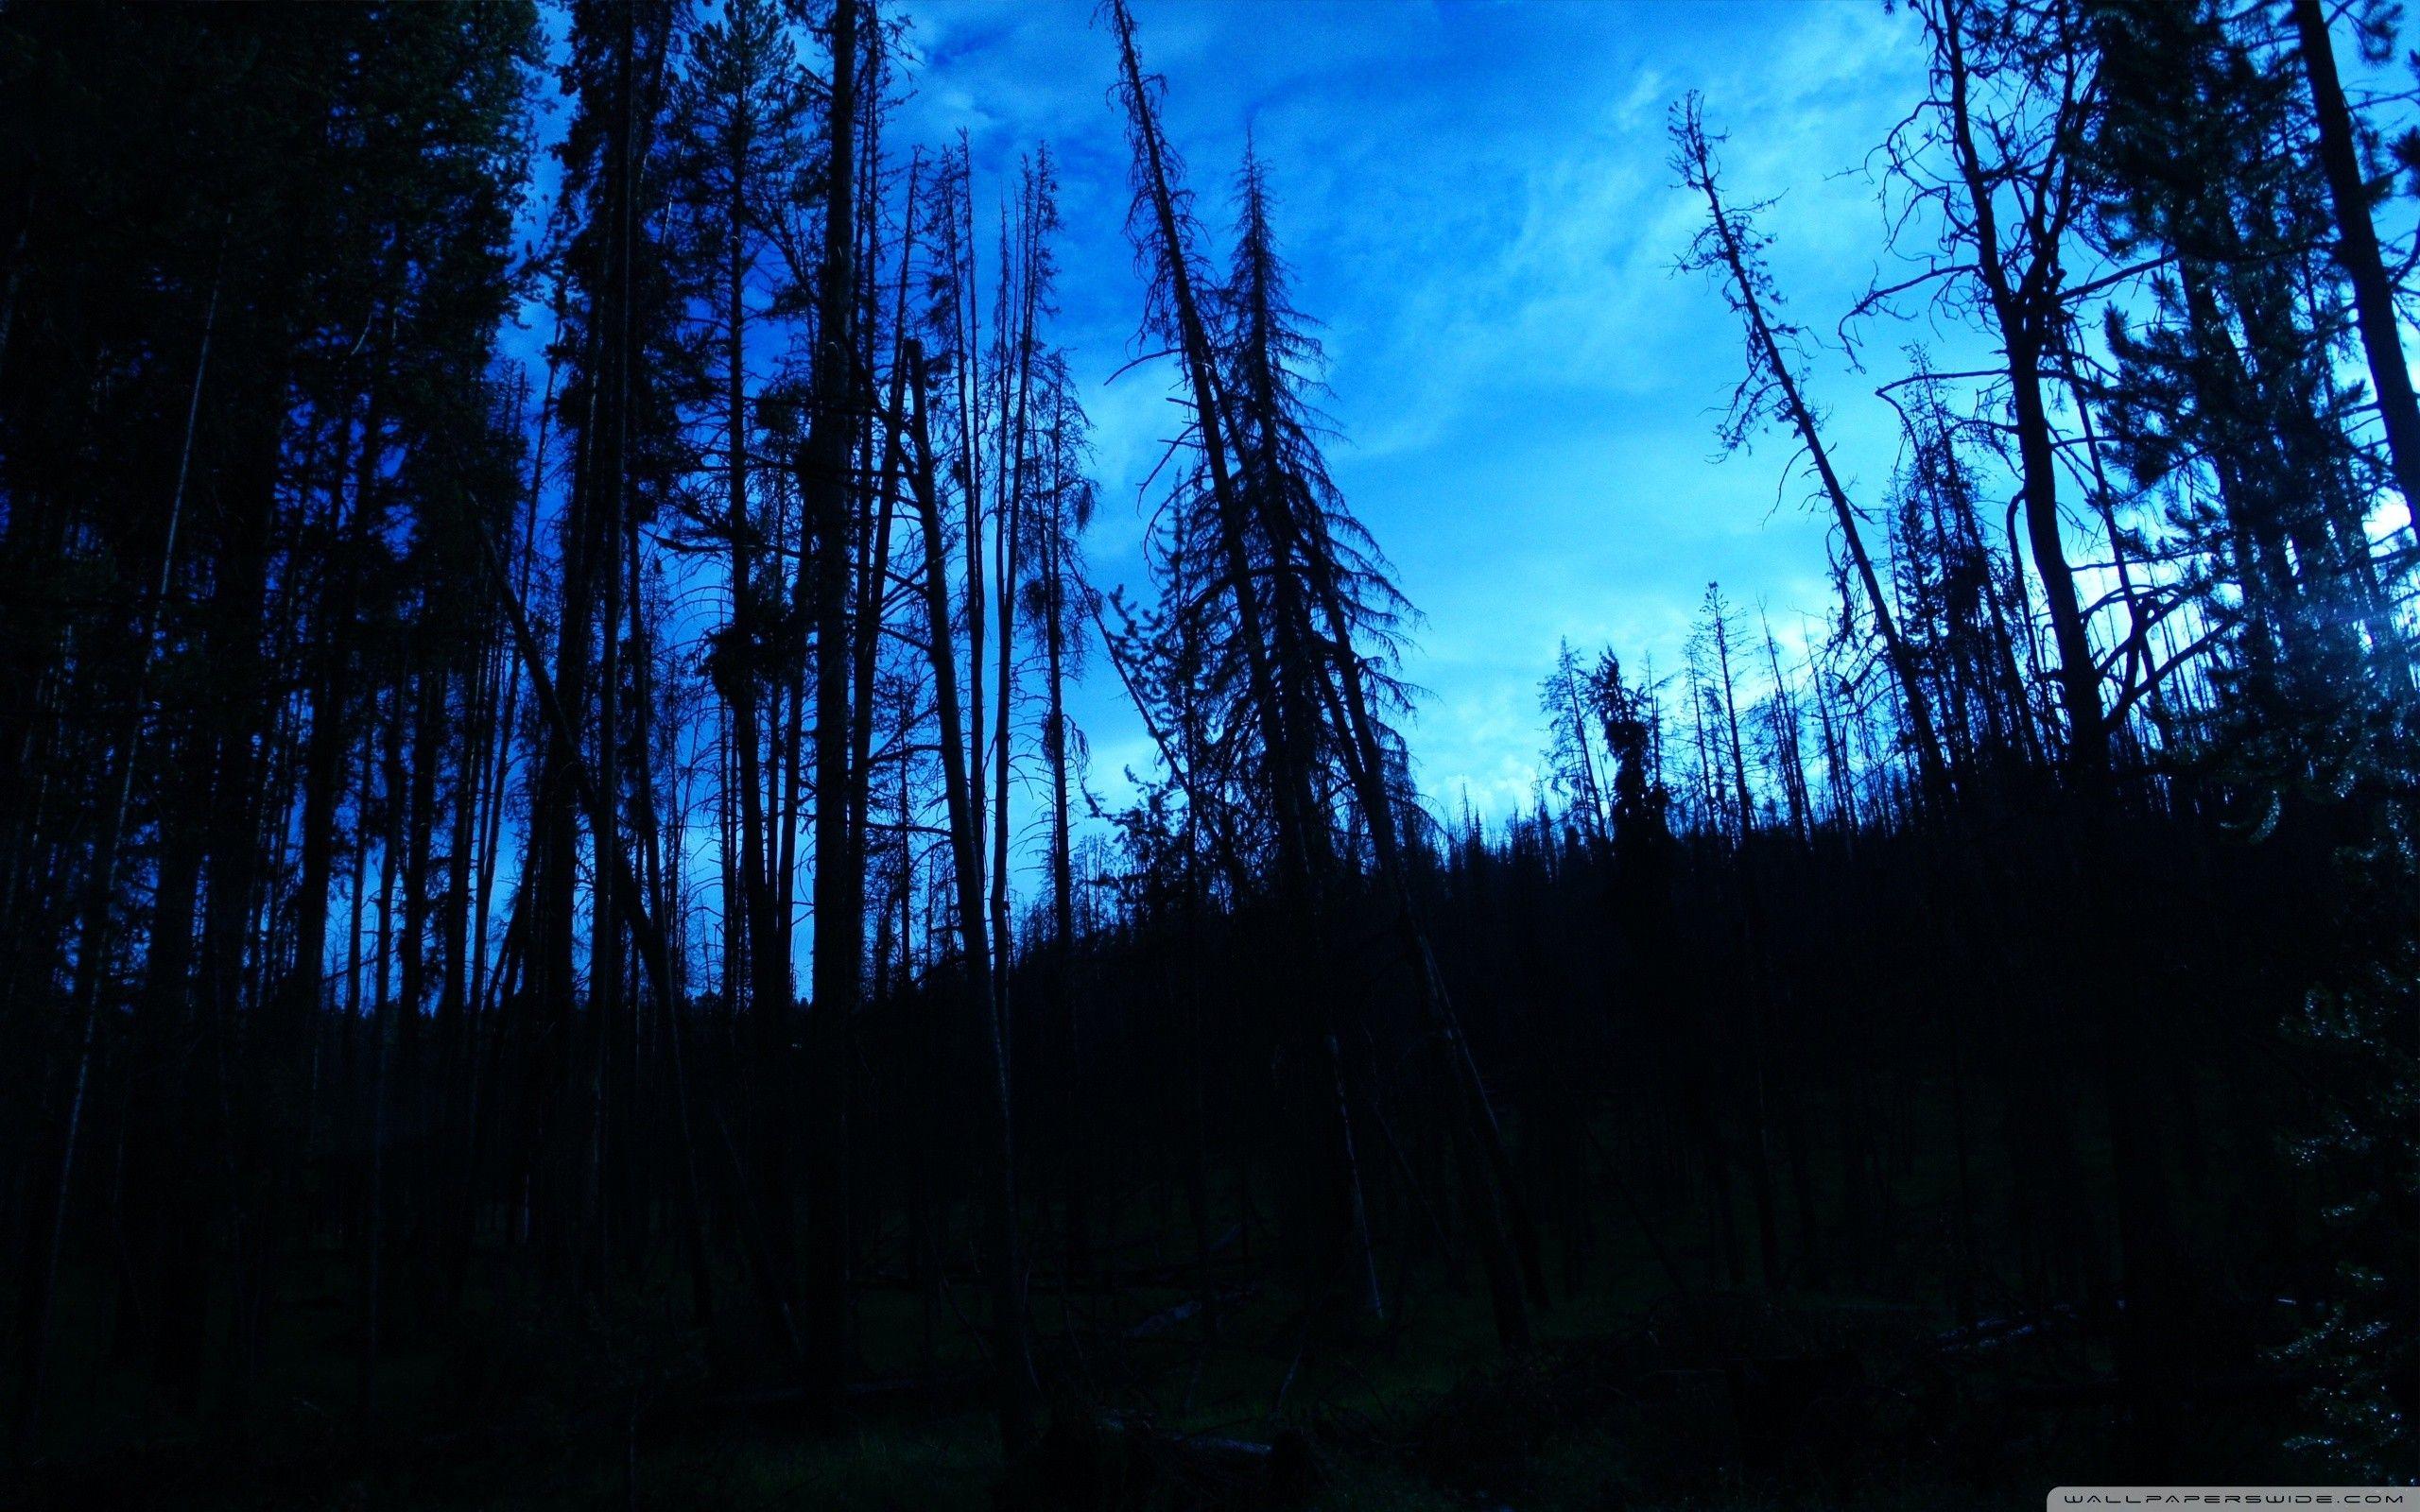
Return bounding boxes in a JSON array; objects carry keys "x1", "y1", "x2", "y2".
[
  {"x1": 903, "y1": 338, "x2": 1042, "y2": 1457},
  {"x1": 2291, "y1": 0, "x2": 2420, "y2": 508},
  {"x1": 800, "y1": 0, "x2": 862, "y2": 1412}
]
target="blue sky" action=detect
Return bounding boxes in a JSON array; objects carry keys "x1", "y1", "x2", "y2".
[
  {"x1": 480, "y1": 0, "x2": 2416, "y2": 959},
  {"x1": 893, "y1": 0, "x2": 1960, "y2": 821}
]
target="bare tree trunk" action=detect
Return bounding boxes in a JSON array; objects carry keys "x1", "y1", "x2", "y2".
[
  {"x1": 359, "y1": 689, "x2": 405, "y2": 1437},
  {"x1": 1676, "y1": 103, "x2": 1951, "y2": 803},
  {"x1": 2007, "y1": 344, "x2": 2107, "y2": 777},
  {"x1": 988, "y1": 177, "x2": 1041, "y2": 1077},
  {"x1": 1924, "y1": 5, "x2": 2107, "y2": 779},
  {"x1": 799, "y1": 0, "x2": 863, "y2": 1411},
  {"x1": 904, "y1": 338, "x2": 1041, "y2": 1457},
  {"x1": 1043, "y1": 434, "x2": 1087, "y2": 1282},
  {"x1": 2291, "y1": 0, "x2": 2420, "y2": 508}
]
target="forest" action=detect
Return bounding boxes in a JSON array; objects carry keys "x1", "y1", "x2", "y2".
[{"x1": 0, "y1": 0, "x2": 2414, "y2": 1506}]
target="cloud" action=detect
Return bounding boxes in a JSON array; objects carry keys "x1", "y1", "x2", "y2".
[{"x1": 898, "y1": 0, "x2": 1945, "y2": 826}]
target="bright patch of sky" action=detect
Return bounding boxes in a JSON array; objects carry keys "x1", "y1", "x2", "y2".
[
  {"x1": 493, "y1": 0, "x2": 2420, "y2": 886},
  {"x1": 894, "y1": 0, "x2": 1988, "y2": 825}
]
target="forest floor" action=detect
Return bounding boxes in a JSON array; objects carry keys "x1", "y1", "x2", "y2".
[
  {"x1": 13, "y1": 1276, "x2": 2059, "y2": 1511},
  {"x1": 17, "y1": 1255, "x2": 2322, "y2": 1512},
  {"x1": 15, "y1": 1111, "x2": 2328, "y2": 1510}
]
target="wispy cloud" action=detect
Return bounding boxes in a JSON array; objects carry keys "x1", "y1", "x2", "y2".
[{"x1": 898, "y1": 0, "x2": 1944, "y2": 824}]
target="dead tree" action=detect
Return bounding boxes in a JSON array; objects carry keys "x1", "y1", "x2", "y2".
[
  {"x1": 1673, "y1": 95, "x2": 1952, "y2": 805},
  {"x1": 903, "y1": 335, "x2": 1043, "y2": 1456}
]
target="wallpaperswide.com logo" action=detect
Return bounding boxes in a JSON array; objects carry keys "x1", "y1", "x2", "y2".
[{"x1": 2051, "y1": 1493, "x2": 2413, "y2": 1506}]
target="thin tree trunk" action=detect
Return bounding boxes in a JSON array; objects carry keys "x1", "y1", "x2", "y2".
[
  {"x1": 800, "y1": 0, "x2": 863, "y2": 1410},
  {"x1": 1679, "y1": 111, "x2": 1951, "y2": 804},
  {"x1": 903, "y1": 338, "x2": 1041, "y2": 1457},
  {"x1": 2291, "y1": 0, "x2": 2420, "y2": 508}
]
